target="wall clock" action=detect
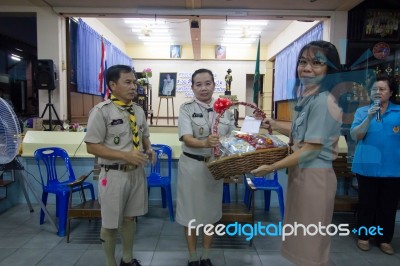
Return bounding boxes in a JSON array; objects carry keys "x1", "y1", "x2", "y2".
[{"x1": 373, "y1": 42, "x2": 390, "y2": 60}]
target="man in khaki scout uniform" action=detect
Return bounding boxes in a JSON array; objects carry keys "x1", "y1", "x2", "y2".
[{"x1": 85, "y1": 65, "x2": 155, "y2": 266}]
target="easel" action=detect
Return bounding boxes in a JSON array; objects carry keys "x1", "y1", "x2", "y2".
[{"x1": 156, "y1": 97, "x2": 175, "y2": 125}]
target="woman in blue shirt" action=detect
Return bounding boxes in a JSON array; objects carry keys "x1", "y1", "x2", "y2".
[{"x1": 350, "y1": 74, "x2": 400, "y2": 255}]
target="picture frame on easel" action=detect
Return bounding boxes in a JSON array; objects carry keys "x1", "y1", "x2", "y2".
[{"x1": 159, "y1": 72, "x2": 177, "y2": 97}]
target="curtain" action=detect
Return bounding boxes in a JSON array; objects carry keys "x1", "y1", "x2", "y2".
[
  {"x1": 274, "y1": 23, "x2": 323, "y2": 101},
  {"x1": 76, "y1": 19, "x2": 132, "y2": 95}
]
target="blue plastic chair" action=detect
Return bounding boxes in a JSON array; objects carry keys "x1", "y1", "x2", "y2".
[
  {"x1": 34, "y1": 147, "x2": 95, "y2": 237},
  {"x1": 147, "y1": 144, "x2": 174, "y2": 221},
  {"x1": 244, "y1": 171, "x2": 285, "y2": 220},
  {"x1": 223, "y1": 183, "x2": 231, "y2": 203}
]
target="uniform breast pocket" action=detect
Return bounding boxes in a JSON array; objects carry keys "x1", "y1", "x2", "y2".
[
  {"x1": 192, "y1": 117, "x2": 208, "y2": 138},
  {"x1": 107, "y1": 121, "x2": 129, "y2": 138},
  {"x1": 292, "y1": 112, "x2": 307, "y2": 141},
  {"x1": 218, "y1": 116, "x2": 231, "y2": 136}
]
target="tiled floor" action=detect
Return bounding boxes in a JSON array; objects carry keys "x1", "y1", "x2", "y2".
[{"x1": 0, "y1": 204, "x2": 399, "y2": 266}]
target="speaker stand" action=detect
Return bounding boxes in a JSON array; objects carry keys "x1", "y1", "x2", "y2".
[{"x1": 40, "y1": 90, "x2": 62, "y2": 131}]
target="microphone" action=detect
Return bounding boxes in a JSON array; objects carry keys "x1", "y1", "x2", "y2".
[{"x1": 374, "y1": 99, "x2": 381, "y2": 122}]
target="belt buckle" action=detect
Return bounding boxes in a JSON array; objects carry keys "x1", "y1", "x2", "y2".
[{"x1": 121, "y1": 164, "x2": 137, "y2": 171}]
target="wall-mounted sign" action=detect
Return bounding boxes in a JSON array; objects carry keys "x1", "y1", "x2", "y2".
[{"x1": 372, "y1": 42, "x2": 390, "y2": 60}]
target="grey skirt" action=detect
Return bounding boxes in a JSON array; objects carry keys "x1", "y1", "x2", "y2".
[{"x1": 175, "y1": 153, "x2": 223, "y2": 226}]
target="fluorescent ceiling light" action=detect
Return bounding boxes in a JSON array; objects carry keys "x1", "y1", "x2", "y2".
[
  {"x1": 143, "y1": 42, "x2": 172, "y2": 46},
  {"x1": 131, "y1": 24, "x2": 168, "y2": 29},
  {"x1": 221, "y1": 43, "x2": 251, "y2": 47},
  {"x1": 124, "y1": 18, "x2": 166, "y2": 25},
  {"x1": 222, "y1": 37, "x2": 256, "y2": 43},
  {"x1": 150, "y1": 29, "x2": 169, "y2": 33},
  {"x1": 227, "y1": 20, "x2": 268, "y2": 26},
  {"x1": 138, "y1": 36, "x2": 172, "y2": 41},
  {"x1": 10, "y1": 54, "x2": 22, "y2": 61},
  {"x1": 131, "y1": 28, "x2": 170, "y2": 34},
  {"x1": 224, "y1": 30, "x2": 261, "y2": 35}
]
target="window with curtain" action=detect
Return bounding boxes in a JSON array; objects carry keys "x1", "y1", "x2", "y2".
[
  {"x1": 274, "y1": 23, "x2": 323, "y2": 101},
  {"x1": 76, "y1": 18, "x2": 132, "y2": 95}
]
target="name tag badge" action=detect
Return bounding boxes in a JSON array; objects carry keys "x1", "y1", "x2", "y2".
[
  {"x1": 192, "y1": 113, "x2": 203, "y2": 118},
  {"x1": 111, "y1": 119, "x2": 123, "y2": 126}
]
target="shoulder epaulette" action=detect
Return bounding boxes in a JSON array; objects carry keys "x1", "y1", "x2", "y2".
[
  {"x1": 182, "y1": 99, "x2": 195, "y2": 105},
  {"x1": 96, "y1": 99, "x2": 112, "y2": 108}
]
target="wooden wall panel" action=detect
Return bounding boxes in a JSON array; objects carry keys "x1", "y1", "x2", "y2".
[
  {"x1": 276, "y1": 100, "x2": 292, "y2": 122},
  {"x1": 70, "y1": 92, "x2": 83, "y2": 117},
  {"x1": 70, "y1": 92, "x2": 102, "y2": 124}
]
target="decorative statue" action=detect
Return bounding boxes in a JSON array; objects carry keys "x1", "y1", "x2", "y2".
[{"x1": 225, "y1": 68, "x2": 233, "y2": 94}]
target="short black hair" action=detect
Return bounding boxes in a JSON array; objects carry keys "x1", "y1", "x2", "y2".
[
  {"x1": 191, "y1": 68, "x2": 215, "y2": 85},
  {"x1": 106, "y1": 65, "x2": 134, "y2": 90},
  {"x1": 372, "y1": 73, "x2": 398, "y2": 103}
]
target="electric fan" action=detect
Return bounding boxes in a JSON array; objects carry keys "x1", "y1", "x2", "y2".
[
  {"x1": 0, "y1": 97, "x2": 21, "y2": 165},
  {"x1": 0, "y1": 97, "x2": 58, "y2": 230}
]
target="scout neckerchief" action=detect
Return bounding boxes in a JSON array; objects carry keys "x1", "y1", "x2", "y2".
[
  {"x1": 194, "y1": 97, "x2": 215, "y2": 131},
  {"x1": 111, "y1": 94, "x2": 140, "y2": 149}
]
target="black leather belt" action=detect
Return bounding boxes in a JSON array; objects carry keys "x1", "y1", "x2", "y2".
[
  {"x1": 183, "y1": 152, "x2": 210, "y2": 162},
  {"x1": 100, "y1": 164, "x2": 137, "y2": 172}
]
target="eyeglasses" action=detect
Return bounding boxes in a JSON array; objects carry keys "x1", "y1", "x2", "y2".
[
  {"x1": 298, "y1": 58, "x2": 326, "y2": 68},
  {"x1": 371, "y1": 87, "x2": 389, "y2": 92}
]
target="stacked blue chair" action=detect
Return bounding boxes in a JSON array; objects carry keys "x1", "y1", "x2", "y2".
[
  {"x1": 244, "y1": 171, "x2": 285, "y2": 220},
  {"x1": 34, "y1": 147, "x2": 95, "y2": 237},
  {"x1": 147, "y1": 144, "x2": 174, "y2": 221},
  {"x1": 222, "y1": 183, "x2": 231, "y2": 203}
]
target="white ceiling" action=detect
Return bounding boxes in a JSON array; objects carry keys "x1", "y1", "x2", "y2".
[
  {"x1": 96, "y1": 17, "x2": 294, "y2": 46},
  {"x1": 6, "y1": 0, "x2": 363, "y2": 56}
]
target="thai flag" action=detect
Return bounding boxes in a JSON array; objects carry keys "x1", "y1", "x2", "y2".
[{"x1": 98, "y1": 38, "x2": 109, "y2": 100}]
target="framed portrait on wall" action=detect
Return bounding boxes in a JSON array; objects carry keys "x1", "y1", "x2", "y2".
[
  {"x1": 159, "y1": 73, "x2": 177, "y2": 97},
  {"x1": 170, "y1": 45, "x2": 181, "y2": 58},
  {"x1": 215, "y1": 45, "x2": 226, "y2": 59},
  {"x1": 363, "y1": 9, "x2": 400, "y2": 40}
]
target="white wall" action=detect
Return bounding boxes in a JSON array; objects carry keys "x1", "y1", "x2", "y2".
[
  {"x1": 133, "y1": 60, "x2": 264, "y2": 118},
  {"x1": 266, "y1": 14, "x2": 348, "y2": 63},
  {"x1": 328, "y1": 11, "x2": 349, "y2": 64},
  {"x1": 81, "y1": 18, "x2": 126, "y2": 52},
  {"x1": 266, "y1": 21, "x2": 320, "y2": 60}
]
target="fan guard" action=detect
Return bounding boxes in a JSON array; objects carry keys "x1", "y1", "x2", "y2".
[{"x1": 0, "y1": 97, "x2": 21, "y2": 164}]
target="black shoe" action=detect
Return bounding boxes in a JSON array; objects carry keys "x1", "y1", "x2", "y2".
[
  {"x1": 200, "y1": 258, "x2": 213, "y2": 266},
  {"x1": 188, "y1": 261, "x2": 200, "y2": 266},
  {"x1": 120, "y1": 258, "x2": 142, "y2": 266}
]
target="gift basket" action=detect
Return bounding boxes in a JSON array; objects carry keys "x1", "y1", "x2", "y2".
[{"x1": 207, "y1": 98, "x2": 289, "y2": 180}]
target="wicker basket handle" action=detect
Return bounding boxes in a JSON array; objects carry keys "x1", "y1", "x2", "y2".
[{"x1": 212, "y1": 101, "x2": 267, "y2": 156}]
